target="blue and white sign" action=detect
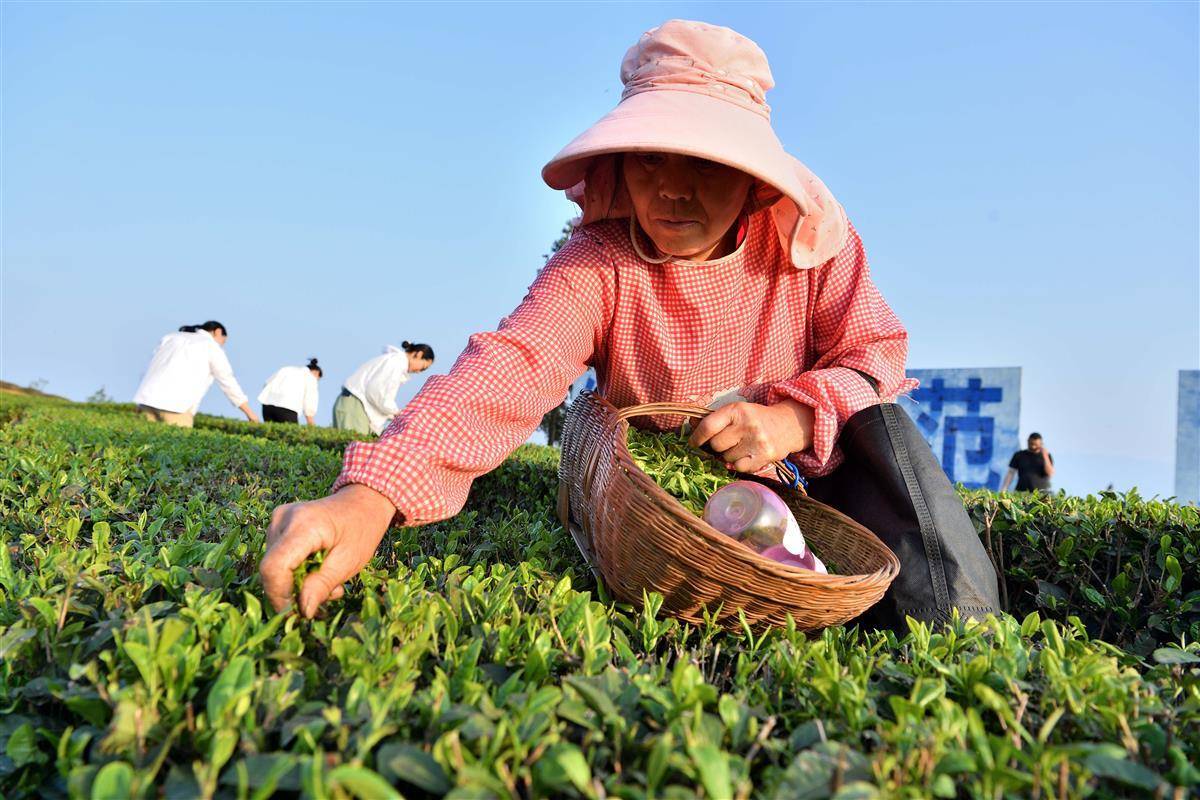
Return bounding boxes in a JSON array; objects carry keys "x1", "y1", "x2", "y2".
[
  {"x1": 1176, "y1": 370, "x2": 1199, "y2": 505},
  {"x1": 902, "y1": 367, "x2": 1022, "y2": 491}
]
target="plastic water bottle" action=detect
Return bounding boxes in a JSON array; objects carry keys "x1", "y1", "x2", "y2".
[{"x1": 703, "y1": 481, "x2": 828, "y2": 573}]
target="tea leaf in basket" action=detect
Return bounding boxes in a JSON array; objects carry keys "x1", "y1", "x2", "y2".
[
  {"x1": 626, "y1": 428, "x2": 840, "y2": 574},
  {"x1": 626, "y1": 428, "x2": 735, "y2": 515}
]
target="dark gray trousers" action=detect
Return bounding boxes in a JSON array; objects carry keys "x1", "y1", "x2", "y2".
[{"x1": 806, "y1": 403, "x2": 1001, "y2": 630}]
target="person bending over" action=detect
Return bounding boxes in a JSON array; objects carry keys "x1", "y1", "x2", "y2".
[
  {"x1": 134, "y1": 320, "x2": 257, "y2": 427},
  {"x1": 259, "y1": 358, "x2": 323, "y2": 425}
]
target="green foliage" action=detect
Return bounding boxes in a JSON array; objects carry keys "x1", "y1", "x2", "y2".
[
  {"x1": 543, "y1": 220, "x2": 575, "y2": 264},
  {"x1": 465, "y1": 443, "x2": 561, "y2": 524},
  {"x1": 1, "y1": 395, "x2": 1198, "y2": 799},
  {"x1": 192, "y1": 414, "x2": 372, "y2": 450},
  {"x1": 85, "y1": 387, "x2": 114, "y2": 404},
  {"x1": 962, "y1": 489, "x2": 1200, "y2": 654},
  {"x1": 626, "y1": 428, "x2": 735, "y2": 515},
  {"x1": 538, "y1": 402, "x2": 568, "y2": 448}
]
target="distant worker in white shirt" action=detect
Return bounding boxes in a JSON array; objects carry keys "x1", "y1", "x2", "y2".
[
  {"x1": 258, "y1": 358, "x2": 323, "y2": 425},
  {"x1": 333, "y1": 341, "x2": 435, "y2": 435},
  {"x1": 133, "y1": 320, "x2": 259, "y2": 428}
]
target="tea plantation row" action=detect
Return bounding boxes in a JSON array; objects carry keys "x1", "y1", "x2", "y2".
[{"x1": 1, "y1": 394, "x2": 1197, "y2": 799}]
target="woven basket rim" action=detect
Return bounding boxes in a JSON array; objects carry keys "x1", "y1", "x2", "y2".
[{"x1": 611, "y1": 400, "x2": 901, "y2": 586}]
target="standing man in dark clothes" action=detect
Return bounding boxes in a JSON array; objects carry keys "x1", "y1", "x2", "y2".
[{"x1": 1001, "y1": 433, "x2": 1055, "y2": 492}]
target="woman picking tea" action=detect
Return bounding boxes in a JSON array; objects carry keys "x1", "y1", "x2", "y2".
[{"x1": 260, "y1": 20, "x2": 998, "y2": 624}]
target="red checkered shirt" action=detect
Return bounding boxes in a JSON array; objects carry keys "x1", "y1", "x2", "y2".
[{"x1": 334, "y1": 212, "x2": 913, "y2": 526}]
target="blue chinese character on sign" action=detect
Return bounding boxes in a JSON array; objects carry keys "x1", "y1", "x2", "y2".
[
  {"x1": 943, "y1": 415, "x2": 1000, "y2": 489},
  {"x1": 911, "y1": 377, "x2": 1004, "y2": 490}
]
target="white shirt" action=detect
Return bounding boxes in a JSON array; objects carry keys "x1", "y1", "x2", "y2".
[
  {"x1": 343, "y1": 345, "x2": 410, "y2": 435},
  {"x1": 257, "y1": 366, "x2": 319, "y2": 418},
  {"x1": 133, "y1": 330, "x2": 249, "y2": 414}
]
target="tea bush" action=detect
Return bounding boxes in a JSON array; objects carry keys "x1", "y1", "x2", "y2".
[
  {"x1": 960, "y1": 490, "x2": 1199, "y2": 656},
  {"x1": 1, "y1": 394, "x2": 1198, "y2": 799},
  {"x1": 191, "y1": 415, "x2": 370, "y2": 451}
]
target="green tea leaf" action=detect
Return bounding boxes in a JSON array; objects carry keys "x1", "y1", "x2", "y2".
[
  {"x1": 931, "y1": 773, "x2": 956, "y2": 798},
  {"x1": 207, "y1": 656, "x2": 255, "y2": 723},
  {"x1": 208, "y1": 729, "x2": 239, "y2": 774},
  {"x1": 1152, "y1": 647, "x2": 1200, "y2": 665},
  {"x1": 688, "y1": 744, "x2": 731, "y2": 800},
  {"x1": 1163, "y1": 555, "x2": 1182, "y2": 593},
  {"x1": 564, "y1": 676, "x2": 618, "y2": 720},
  {"x1": 91, "y1": 761, "x2": 134, "y2": 800},
  {"x1": 376, "y1": 743, "x2": 450, "y2": 795},
  {"x1": 5, "y1": 723, "x2": 42, "y2": 767},
  {"x1": 1084, "y1": 752, "x2": 1163, "y2": 791},
  {"x1": 535, "y1": 743, "x2": 592, "y2": 793},
  {"x1": 0, "y1": 627, "x2": 36, "y2": 661},
  {"x1": 1080, "y1": 585, "x2": 1105, "y2": 607},
  {"x1": 326, "y1": 765, "x2": 404, "y2": 800}
]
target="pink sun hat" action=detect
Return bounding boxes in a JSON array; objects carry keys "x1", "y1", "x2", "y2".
[{"x1": 542, "y1": 19, "x2": 849, "y2": 269}]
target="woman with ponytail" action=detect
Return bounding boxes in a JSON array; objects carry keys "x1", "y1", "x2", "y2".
[
  {"x1": 258, "y1": 358, "x2": 324, "y2": 425},
  {"x1": 134, "y1": 320, "x2": 258, "y2": 427},
  {"x1": 333, "y1": 342, "x2": 434, "y2": 435}
]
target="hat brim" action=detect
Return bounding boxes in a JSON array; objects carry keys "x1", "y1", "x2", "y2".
[
  {"x1": 543, "y1": 89, "x2": 848, "y2": 269},
  {"x1": 543, "y1": 90, "x2": 805, "y2": 206}
]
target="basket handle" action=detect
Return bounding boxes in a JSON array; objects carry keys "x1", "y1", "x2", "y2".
[{"x1": 614, "y1": 402, "x2": 806, "y2": 493}]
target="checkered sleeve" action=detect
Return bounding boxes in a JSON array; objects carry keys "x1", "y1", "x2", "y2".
[
  {"x1": 332, "y1": 234, "x2": 613, "y2": 526},
  {"x1": 767, "y1": 223, "x2": 913, "y2": 476}
]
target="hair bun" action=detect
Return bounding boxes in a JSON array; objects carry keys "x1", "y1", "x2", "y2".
[
  {"x1": 402, "y1": 340, "x2": 411, "y2": 349},
  {"x1": 308, "y1": 357, "x2": 319, "y2": 367}
]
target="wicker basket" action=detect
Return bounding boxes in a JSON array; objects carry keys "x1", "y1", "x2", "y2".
[{"x1": 557, "y1": 392, "x2": 900, "y2": 631}]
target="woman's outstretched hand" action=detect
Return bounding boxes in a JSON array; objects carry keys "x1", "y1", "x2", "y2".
[
  {"x1": 688, "y1": 399, "x2": 815, "y2": 475},
  {"x1": 260, "y1": 484, "x2": 396, "y2": 617}
]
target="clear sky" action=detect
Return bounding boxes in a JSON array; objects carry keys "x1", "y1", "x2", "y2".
[{"x1": 3, "y1": 2, "x2": 1197, "y2": 498}]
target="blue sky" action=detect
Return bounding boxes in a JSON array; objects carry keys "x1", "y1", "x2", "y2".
[{"x1": 3, "y1": 2, "x2": 1197, "y2": 498}]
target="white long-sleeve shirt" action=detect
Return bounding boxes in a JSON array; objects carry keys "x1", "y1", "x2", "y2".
[
  {"x1": 343, "y1": 345, "x2": 410, "y2": 435},
  {"x1": 133, "y1": 330, "x2": 249, "y2": 414},
  {"x1": 258, "y1": 366, "x2": 320, "y2": 419}
]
